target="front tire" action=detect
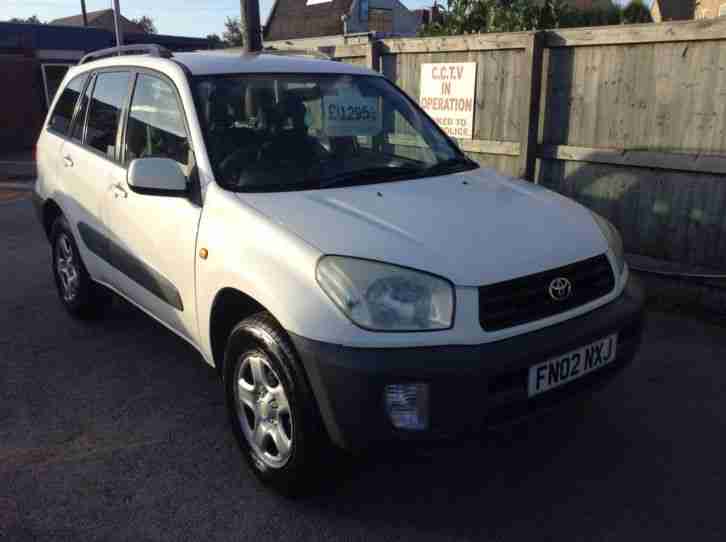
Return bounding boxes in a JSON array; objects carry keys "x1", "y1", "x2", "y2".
[
  {"x1": 223, "y1": 312, "x2": 325, "y2": 496},
  {"x1": 50, "y1": 216, "x2": 111, "y2": 319}
]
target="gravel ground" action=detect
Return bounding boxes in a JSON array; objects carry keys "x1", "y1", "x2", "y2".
[{"x1": 2, "y1": 196, "x2": 726, "y2": 541}]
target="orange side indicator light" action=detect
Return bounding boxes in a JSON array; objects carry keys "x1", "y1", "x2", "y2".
[{"x1": 199, "y1": 248, "x2": 209, "y2": 260}]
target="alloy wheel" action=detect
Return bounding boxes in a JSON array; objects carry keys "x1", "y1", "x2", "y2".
[
  {"x1": 234, "y1": 353, "x2": 294, "y2": 469},
  {"x1": 55, "y1": 234, "x2": 80, "y2": 303}
]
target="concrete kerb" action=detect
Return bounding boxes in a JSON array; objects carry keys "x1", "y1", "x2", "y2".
[
  {"x1": 0, "y1": 160, "x2": 36, "y2": 180},
  {"x1": 0, "y1": 181, "x2": 34, "y2": 191}
]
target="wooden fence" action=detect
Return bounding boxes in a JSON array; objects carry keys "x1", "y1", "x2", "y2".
[
  {"x1": 329, "y1": 33, "x2": 540, "y2": 179},
  {"x1": 322, "y1": 17, "x2": 726, "y2": 271}
]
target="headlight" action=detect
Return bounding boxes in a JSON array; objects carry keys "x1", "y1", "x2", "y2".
[
  {"x1": 316, "y1": 256, "x2": 454, "y2": 331},
  {"x1": 591, "y1": 212, "x2": 625, "y2": 275}
]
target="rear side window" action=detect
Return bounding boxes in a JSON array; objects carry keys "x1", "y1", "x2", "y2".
[
  {"x1": 124, "y1": 74, "x2": 190, "y2": 167},
  {"x1": 71, "y1": 75, "x2": 94, "y2": 142},
  {"x1": 85, "y1": 71, "x2": 131, "y2": 159},
  {"x1": 48, "y1": 74, "x2": 87, "y2": 135}
]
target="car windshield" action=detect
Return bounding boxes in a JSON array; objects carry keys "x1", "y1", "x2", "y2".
[{"x1": 193, "y1": 73, "x2": 477, "y2": 192}]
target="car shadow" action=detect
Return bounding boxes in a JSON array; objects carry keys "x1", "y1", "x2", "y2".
[{"x1": 292, "y1": 387, "x2": 660, "y2": 539}]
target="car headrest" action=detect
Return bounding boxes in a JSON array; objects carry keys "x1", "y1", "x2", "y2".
[
  {"x1": 282, "y1": 94, "x2": 307, "y2": 132},
  {"x1": 245, "y1": 86, "x2": 275, "y2": 124}
]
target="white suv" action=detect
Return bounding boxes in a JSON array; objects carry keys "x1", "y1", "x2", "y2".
[{"x1": 34, "y1": 45, "x2": 644, "y2": 494}]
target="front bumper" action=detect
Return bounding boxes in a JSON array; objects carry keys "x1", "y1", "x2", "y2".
[{"x1": 291, "y1": 276, "x2": 645, "y2": 451}]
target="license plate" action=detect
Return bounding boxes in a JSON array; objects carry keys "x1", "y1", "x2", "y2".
[{"x1": 528, "y1": 334, "x2": 618, "y2": 397}]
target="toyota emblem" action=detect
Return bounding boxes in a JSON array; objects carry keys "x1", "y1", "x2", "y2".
[{"x1": 548, "y1": 277, "x2": 572, "y2": 301}]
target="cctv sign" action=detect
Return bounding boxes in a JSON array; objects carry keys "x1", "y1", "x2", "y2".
[{"x1": 419, "y1": 62, "x2": 477, "y2": 139}]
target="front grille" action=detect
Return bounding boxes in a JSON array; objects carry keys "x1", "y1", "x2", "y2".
[{"x1": 479, "y1": 254, "x2": 615, "y2": 331}]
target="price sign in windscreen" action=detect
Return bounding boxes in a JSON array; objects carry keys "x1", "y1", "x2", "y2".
[{"x1": 322, "y1": 87, "x2": 381, "y2": 137}]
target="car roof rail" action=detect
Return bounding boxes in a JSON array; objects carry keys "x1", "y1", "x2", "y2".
[
  {"x1": 261, "y1": 47, "x2": 333, "y2": 60},
  {"x1": 78, "y1": 44, "x2": 173, "y2": 65}
]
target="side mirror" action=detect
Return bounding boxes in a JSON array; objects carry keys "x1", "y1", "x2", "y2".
[{"x1": 127, "y1": 158, "x2": 188, "y2": 196}]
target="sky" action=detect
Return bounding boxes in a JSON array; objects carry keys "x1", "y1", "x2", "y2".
[
  {"x1": 3, "y1": 0, "x2": 436, "y2": 37},
  {"x1": 3, "y1": 0, "x2": 643, "y2": 38}
]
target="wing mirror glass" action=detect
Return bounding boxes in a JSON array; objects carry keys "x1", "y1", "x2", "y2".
[{"x1": 127, "y1": 158, "x2": 188, "y2": 196}]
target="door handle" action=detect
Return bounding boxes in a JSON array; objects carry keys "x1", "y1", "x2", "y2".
[
  {"x1": 63, "y1": 155, "x2": 73, "y2": 168},
  {"x1": 112, "y1": 183, "x2": 127, "y2": 199}
]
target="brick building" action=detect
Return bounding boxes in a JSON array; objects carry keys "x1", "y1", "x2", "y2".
[
  {"x1": 49, "y1": 9, "x2": 145, "y2": 34},
  {"x1": 651, "y1": 0, "x2": 726, "y2": 21},
  {"x1": 694, "y1": 0, "x2": 726, "y2": 18},
  {"x1": 263, "y1": 0, "x2": 419, "y2": 42}
]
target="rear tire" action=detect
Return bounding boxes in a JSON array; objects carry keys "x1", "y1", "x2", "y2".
[
  {"x1": 50, "y1": 216, "x2": 111, "y2": 320},
  {"x1": 223, "y1": 312, "x2": 327, "y2": 496}
]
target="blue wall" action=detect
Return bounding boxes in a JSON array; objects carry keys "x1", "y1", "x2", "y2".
[
  {"x1": 0, "y1": 22, "x2": 210, "y2": 152},
  {"x1": 0, "y1": 22, "x2": 208, "y2": 54}
]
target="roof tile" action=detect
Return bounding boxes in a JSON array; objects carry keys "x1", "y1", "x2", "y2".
[{"x1": 264, "y1": 0, "x2": 354, "y2": 41}]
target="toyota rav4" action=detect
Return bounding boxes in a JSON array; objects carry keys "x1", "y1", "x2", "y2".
[{"x1": 34, "y1": 45, "x2": 644, "y2": 494}]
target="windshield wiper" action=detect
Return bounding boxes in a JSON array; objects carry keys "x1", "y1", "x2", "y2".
[
  {"x1": 234, "y1": 158, "x2": 478, "y2": 193},
  {"x1": 422, "y1": 156, "x2": 479, "y2": 177},
  {"x1": 318, "y1": 166, "x2": 424, "y2": 189}
]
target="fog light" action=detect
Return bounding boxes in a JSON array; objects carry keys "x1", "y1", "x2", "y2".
[{"x1": 385, "y1": 383, "x2": 429, "y2": 431}]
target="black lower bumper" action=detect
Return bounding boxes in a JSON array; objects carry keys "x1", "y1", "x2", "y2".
[{"x1": 290, "y1": 276, "x2": 645, "y2": 451}]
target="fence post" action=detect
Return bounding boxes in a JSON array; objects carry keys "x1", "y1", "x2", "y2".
[
  {"x1": 366, "y1": 39, "x2": 381, "y2": 72},
  {"x1": 520, "y1": 31, "x2": 544, "y2": 182}
]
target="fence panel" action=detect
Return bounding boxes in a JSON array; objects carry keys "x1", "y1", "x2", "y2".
[
  {"x1": 327, "y1": 43, "x2": 369, "y2": 67},
  {"x1": 537, "y1": 19, "x2": 726, "y2": 270},
  {"x1": 331, "y1": 34, "x2": 537, "y2": 177}
]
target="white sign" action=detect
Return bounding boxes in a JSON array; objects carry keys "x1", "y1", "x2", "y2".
[
  {"x1": 322, "y1": 89, "x2": 381, "y2": 137},
  {"x1": 419, "y1": 62, "x2": 477, "y2": 139}
]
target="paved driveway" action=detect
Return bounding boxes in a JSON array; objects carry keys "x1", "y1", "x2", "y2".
[{"x1": 2, "y1": 195, "x2": 725, "y2": 541}]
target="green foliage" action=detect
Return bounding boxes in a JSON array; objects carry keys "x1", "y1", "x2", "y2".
[
  {"x1": 206, "y1": 33, "x2": 224, "y2": 49},
  {"x1": 621, "y1": 0, "x2": 653, "y2": 24},
  {"x1": 130, "y1": 15, "x2": 157, "y2": 34},
  {"x1": 222, "y1": 17, "x2": 244, "y2": 47},
  {"x1": 421, "y1": 0, "x2": 539, "y2": 36},
  {"x1": 420, "y1": 0, "x2": 653, "y2": 37},
  {"x1": 558, "y1": 1, "x2": 622, "y2": 28},
  {"x1": 490, "y1": 0, "x2": 543, "y2": 33},
  {"x1": 9, "y1": 15, "x2": 42, "y2": 24}
]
